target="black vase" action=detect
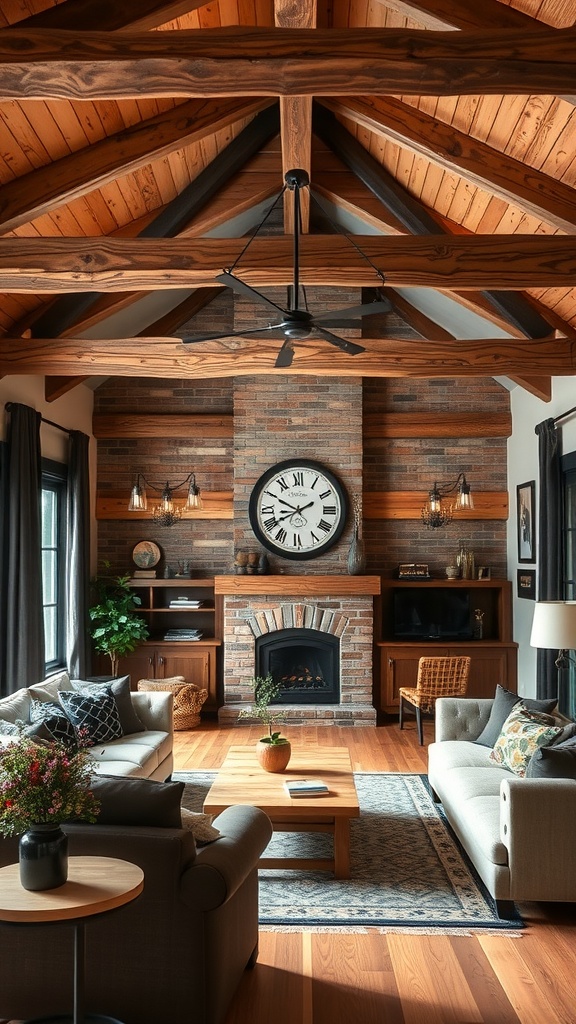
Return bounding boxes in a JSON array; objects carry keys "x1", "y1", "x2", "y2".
[{"x1": 19, "y1": 824, "x2": 69, "y2": 891}]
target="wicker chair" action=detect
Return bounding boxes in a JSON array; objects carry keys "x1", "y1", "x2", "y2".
[{"x1": 398, "y1": 656, "x2": 471, "y2": 745}]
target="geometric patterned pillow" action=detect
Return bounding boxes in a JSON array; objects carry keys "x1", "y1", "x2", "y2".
[
  {"x1": 489, "y1": 704, "x2": 563, "y2": 777},
  {"x1": 29, "y1": 699, "x2": 78, "y2": 747},
  {"x1": 58, "y1": 688, "x2": 123, "y2": 747}
]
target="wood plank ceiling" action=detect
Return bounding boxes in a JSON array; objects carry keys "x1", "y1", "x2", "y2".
[{"x1": 0, "y1": 0, "x2": 575, "y2": 397}]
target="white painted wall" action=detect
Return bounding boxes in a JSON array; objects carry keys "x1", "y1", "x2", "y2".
[
  {"x1": 508, "y1": 378, "x2": 576, "y2": 697},
  {"x1": 0, "y1": 376, "x2": 97, "y2": 567}
]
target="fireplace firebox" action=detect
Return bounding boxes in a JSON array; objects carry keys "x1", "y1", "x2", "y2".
[{"x1": 255, "y1": 628, "x2": 340, "y2": 705}]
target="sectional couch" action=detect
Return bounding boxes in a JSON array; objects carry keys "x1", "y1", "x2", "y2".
[
  {"x1": 428, "y1": 691, "x2": 576, "y2": 914},
  {"x1": 0, "y1": 671, "x2": 173, "y2": 780}
]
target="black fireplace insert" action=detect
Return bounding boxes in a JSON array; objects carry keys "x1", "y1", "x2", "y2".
[{"x1": 255, "y1": 627, "x2": 340, "y2": 705}]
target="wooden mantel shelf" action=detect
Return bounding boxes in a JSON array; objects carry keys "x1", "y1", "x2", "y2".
[{"x1": 214, "y1": 575, "x2": 381, "y2": 596}]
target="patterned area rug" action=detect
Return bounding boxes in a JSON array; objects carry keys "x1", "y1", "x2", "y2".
[{"x1": 174, "y1": 771, "x2": 523, "y2": 934}]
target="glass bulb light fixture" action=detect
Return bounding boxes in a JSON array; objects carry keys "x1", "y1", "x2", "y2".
[
  {"x1": 421, "y1": 473, "x2": 474, "y2": 529},
  {"x1": 128, "y1": 472, "x2": 202, "y2": 526}
]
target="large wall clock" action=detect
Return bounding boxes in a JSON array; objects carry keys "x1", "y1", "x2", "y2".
[{"x1": 248, "y1": 459, "x2": 348, "y2": 560}]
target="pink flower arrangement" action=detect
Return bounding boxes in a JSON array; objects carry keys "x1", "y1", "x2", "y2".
[{"x1": 0, "y1": 735, "x2": 99, "y2": 837}]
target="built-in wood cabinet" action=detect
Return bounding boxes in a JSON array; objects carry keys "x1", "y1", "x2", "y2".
[
  {"x1": 121, "y1": 579, "x2": 222, "y2": 712},
  {"x1": 376, "y1": 578, "x2": 517, "y2": 713}
]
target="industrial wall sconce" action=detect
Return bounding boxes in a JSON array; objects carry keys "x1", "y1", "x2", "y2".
[
  {"x1": 128, "y1": 472, "x2": 202, "y2": 527},
  {"x1": 421, "y1": 473, "x2": 474, "y2": 529}
]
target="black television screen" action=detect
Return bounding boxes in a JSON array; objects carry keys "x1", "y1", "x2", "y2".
[{"x1": 393, "y1": 588, "x2": 473, "y2": 641}]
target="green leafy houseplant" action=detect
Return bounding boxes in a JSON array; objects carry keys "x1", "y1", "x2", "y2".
[
  {"x1": 238, "y1": 674, "x2": 288, "y2": 745},
  {"x1": 89, "y1": 565, "x2": 149, "y2": 677},
  {"x1": 0, "y1": 736, "x2": 100, "y2": 837}
]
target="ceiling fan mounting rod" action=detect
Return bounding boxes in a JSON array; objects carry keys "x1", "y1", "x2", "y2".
[{"x1": 285, "y1": 168, "x2": 310, "y2": 315}]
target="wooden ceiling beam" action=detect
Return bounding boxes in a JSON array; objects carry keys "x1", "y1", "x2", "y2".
[
  {"x1": 0, "y1": 28, "x2": 574, "y2": 100},
  {"x1": 275, "y1": 0, "x2": 315, "y2": 234},
  {"x1": 0, "y1": 235, "x2": 575, "y2": 291},
  {"x1": 27, "y1": 105, "x2": 280, "y2": 337},
  {"x1": 322, "y1": 96, "x2": 576, "y2": 235},
  {"x1": 373, "y1": 0, "x2": 542, "y2": 31},
  {"x1": 313, "y1": 106, "x2": 552, "y2": 339},
  {"x1": 12, "y1": 0, "x2": 210, "y2": 32},
  {"x1": 1, "y1": 335, "x2": 574, "y2": 379},
  {"x1": 0, "y1": 98, "x2": 273, "y2": 234}
]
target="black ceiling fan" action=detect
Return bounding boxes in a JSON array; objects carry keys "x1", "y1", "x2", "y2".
[{"x1": 179, "y1": 169, "x2": 391, "y2": 368}]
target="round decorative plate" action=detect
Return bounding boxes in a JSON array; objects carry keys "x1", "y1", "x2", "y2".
[{"x1": 132, "y1": 541, "x2": 161, "y2": 568}]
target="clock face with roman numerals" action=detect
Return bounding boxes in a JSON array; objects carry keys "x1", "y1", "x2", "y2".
[{"x1": 248, "y1": 459, "x2": 348, "y2": 560}]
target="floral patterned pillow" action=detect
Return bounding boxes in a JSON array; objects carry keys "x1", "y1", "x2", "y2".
[{"x1": 490, "y1": 704, "x2": 563, "y2": 776}]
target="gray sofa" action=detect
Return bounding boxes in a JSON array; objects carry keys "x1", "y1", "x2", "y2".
[
  {"x1": 0, "y1": 795, "x2": 273, "y2": 1024},
  {"x1": 0, "y1": 671, "x2": 174, "y2": 780},
  {"x1": 428, "y1": 696, "x2": 576, "y2": 914}
]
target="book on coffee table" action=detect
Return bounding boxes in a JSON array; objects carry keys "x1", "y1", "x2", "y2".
[{"x1": 284, "y1": 779, "x2": 329, "y2": 797}]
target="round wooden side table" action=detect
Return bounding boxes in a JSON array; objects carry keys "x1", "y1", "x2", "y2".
[{"x1": 0, "y1": 855, "x2": 144, "y2": 1024}]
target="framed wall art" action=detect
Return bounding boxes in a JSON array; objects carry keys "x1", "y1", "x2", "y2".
[
  {"x1": 517, "y1": 480, "x2": 536, "y2": 563},
  {"x1": 517, "y1": 568, "x2": 536, "y2": 600}
]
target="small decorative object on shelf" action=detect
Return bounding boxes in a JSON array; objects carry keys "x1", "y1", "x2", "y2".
[
  {"x1": 258, "y1": 552, "x2": 269, "y2": 574},
  {"x1": 0, "y1": 736, "x2": 99, "y2": 891},
  {"x1": 347, "y1": 493, "x2": 367, "y2": 575},
  {"x1": 246, "y1": 551, "x2": 259, "y2": 574},
  {"x1": 456, "y1": 541, "x2": 475, "y2": 580},
  {"x1": 238, "y1": 675, "x2": 291, "y2": 773},
  {"x1": 445, "y1": 565, "x2": 460, "y2": 579},
  {"x1": 234, "y1": 550, "x2": 249, "y2": 574},
  {"x1": 473, "y1": 608, "x2": 484, "y2": 640},
  {"x1": 396, "y1": 563, "x2": 430, "y2": 579}
]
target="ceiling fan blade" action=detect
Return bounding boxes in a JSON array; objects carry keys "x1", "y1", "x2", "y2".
[
  {"x1": 275, "y1": 338, "x2": 295, "y2": 368},
  {"x1": 314, "y1": 299, "x2": 392, "y2": 322},
  {"x1": 216, "y1": 272, "x2": 286, "y2": 316},
  {"x1": 179, "y1": 324, "x2": 281, "y2": 344},
  {"x1": 314, "y1": 327, "x2": 365, "y2": 356}
]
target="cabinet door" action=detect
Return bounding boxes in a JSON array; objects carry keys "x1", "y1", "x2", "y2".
[
  {"x1": 381, "y1": 646, "x2": 450, "y2": 710},
  {"x1": 159, "y1": 646, "x2": 211, "y2": 688},
  {"x1": 121, "y1": 647, "x2": 157, "y2": 688},
  {"x1": 452, "y1": 646, "x2": 517, "y2": 698}
]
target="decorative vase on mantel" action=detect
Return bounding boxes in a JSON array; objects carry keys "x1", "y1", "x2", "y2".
[
  {"x1": 19, "y1": 824, "x2": 68, "y2": 891},
  {"x1": 347, "y1": 492, "x2": 367, "y2": 575}
]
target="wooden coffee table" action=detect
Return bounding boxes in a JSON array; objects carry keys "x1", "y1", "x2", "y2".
[{"x1": 203, "y1": 745, "x2": 359, "y2": 879}]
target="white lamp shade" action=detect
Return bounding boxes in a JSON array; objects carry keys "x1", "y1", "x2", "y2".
[{"x1": 530, "y1": 601, "x2": 576, "y2": 650}]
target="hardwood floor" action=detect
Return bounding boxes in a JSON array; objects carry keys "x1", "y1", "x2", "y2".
[{"x1": 174, "y1": 717, "x2": 576, "y2": 1024}]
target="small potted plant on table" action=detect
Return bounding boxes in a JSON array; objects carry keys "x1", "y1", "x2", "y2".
[{"x1": 238, "y1": 674, "x2": 291, "y2": 773}]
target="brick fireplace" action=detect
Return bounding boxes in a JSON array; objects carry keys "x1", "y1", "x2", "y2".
[{"x1": 215, "y1": 575, "x2": 379, "y2": 726}]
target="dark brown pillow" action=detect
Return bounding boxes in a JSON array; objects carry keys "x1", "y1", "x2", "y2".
[{"x1": 89, "y1": 775, "x2": 185, "y2": 827}]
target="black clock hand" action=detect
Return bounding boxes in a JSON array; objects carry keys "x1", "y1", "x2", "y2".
[{"x1": 278, "y1": 498, "x2": 300, "y2": 512}]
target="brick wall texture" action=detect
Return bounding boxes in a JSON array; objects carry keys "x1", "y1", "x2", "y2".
[{"x1": 93, "y1": 304, "x2": 510, "y2": 580}]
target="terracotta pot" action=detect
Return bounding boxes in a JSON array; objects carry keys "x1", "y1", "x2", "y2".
[{"x1": 256, "y1": 739, "x2": 291, "y2": 773}]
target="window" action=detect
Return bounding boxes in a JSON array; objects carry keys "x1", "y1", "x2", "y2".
[
  {"x1": 42, "y1": 459, "x2": 67, "y2": 671},
  {"x1": 561, "y1": 450, "x2": 576, "y2": 718}
]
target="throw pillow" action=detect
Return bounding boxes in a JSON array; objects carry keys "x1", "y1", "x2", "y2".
[
  {"x1": 551, "y1": 721, "x2": 576, "y2": 745},
  {"x1": 28, "y1": 671, "x2": 71, "y2": 702},
  {"x1": 526, "y1": 743, "x2": 576, "y2": 780},
  {"x1": 475, "y1": 685, "x2": 558, "y2": 747},
  {"x1": 0, "y1": 718, "x2": 55, "y2": 747},
  {"x1": 489, "y1": 705, "x2": 563, "y2": 776},
  {"x1": 88, "y1": 775, "x2": 185, "y2": 827},
  {"x1": 58, "y1": 689, "x2": 123, "y2": 746},
  {"x1": 71, "y1": 676, "x2": 144, "y2": 735},
  {"x1": 29, "y1": 699, "x2": 77, "y2": 747},
  {"x1": 0, "y1": 688, "x2": 32, "y2": 726},
  {"x1": 180, "y1": 807, "x2": 221, "y2": 844}
]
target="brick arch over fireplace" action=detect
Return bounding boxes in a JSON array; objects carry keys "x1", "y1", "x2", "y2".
[{"x1": 246, "y1": 603, "x2": 349, "y2": 640}]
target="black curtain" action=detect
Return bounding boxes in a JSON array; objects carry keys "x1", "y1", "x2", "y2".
[
  {"x1": 66, "y1": 430, "x2": 91, "y2": 678},
  {"x1": 0, "y1": 403, "x2": 45, "y2": 694},
  {"x1": 535, "y1": 417, "x2": 563, "y2": 702}
]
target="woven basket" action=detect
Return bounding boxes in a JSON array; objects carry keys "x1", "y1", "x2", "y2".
[{"x1": 137, "y1": 676, "x2": 208, "y2": 730}]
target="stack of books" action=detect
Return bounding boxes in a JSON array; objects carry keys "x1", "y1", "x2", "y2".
[
  {"x1": 163, "y1": 628, "x2": 203, "y2": 642},
  {"x1": 169, "y1": 597, "x2": 202, "y2": 608},
  {"x1": 132, "y1": 569, "x2": 157, "y2": 578},
  {"x1": 284, "y1": 779, "x2": 329, "y2": 798}
]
